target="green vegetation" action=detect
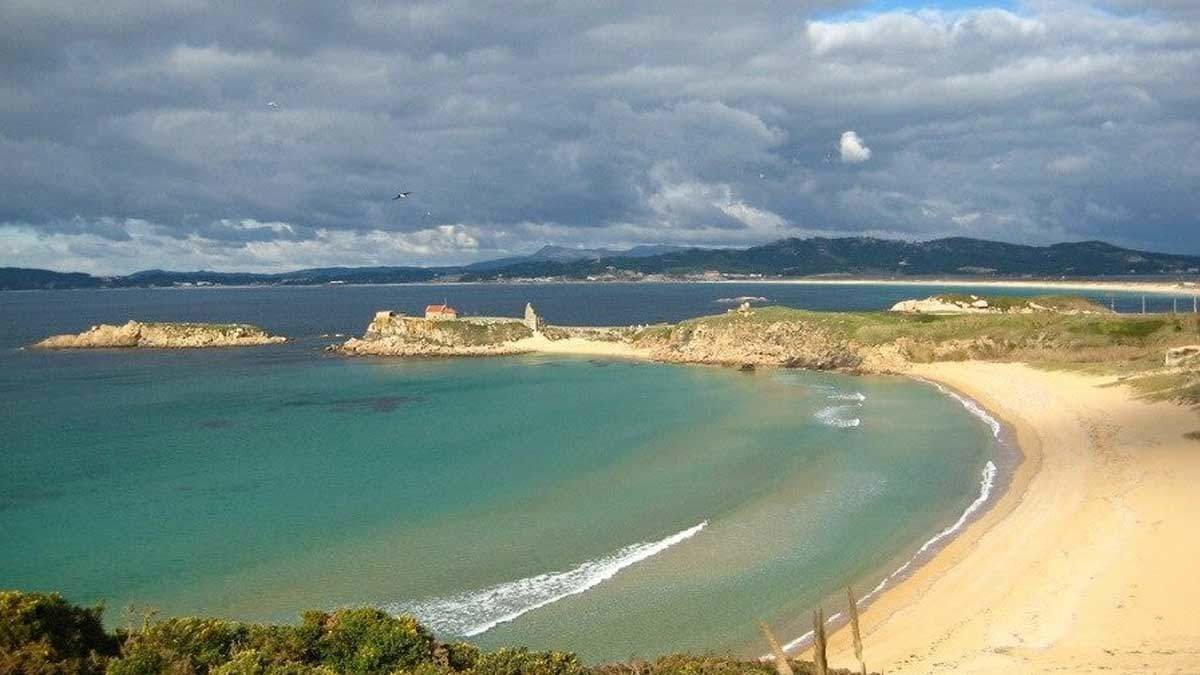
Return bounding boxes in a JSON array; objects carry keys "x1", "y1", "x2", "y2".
[
  {"x1": 432, "y1": 321, "x2": 532, "y2": 346},
  {"x1": 0, "y1": 592, "x2": 868, "y2": 675},
  {"x1": 633, "y1": 305, "x2": 1200, "y2": 406},
  {"x1": 645, "y1": 305, "x2": 1200, "y2": 358}
]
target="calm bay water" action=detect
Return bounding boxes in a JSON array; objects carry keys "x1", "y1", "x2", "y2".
[{"x1": 0, "y1": 282, "x2": 1061, "y2": 659}]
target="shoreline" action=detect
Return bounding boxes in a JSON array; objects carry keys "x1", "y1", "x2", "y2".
[
  {"x1": 760, "y1": 374, "x2": 1022, "y2": 659},
  {"x1": 6, "y1": 277, "x2": 1198, "y2": 296},
  {"x1": 730, "y1": 277, "x2": 1200, "y2": 296},
  {"x1": 818, "y1": 362, "x2": 1200, "y2": 674}
]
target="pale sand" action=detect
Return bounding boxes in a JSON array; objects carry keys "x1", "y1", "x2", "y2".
[
  {"x1": 736, "y1": 278, "x2": 1200, "y2": 297},
  {"x1": 818, "y1": 362, "x2": 1200, "y2": 674},
  {"x1": 508, "y1": 333, "x2": 652, "y2": 359}
]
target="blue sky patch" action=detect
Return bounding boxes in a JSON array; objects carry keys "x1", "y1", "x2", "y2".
[{"x1": 819, "y1": 0, "x2": 1020, "y2": 21}]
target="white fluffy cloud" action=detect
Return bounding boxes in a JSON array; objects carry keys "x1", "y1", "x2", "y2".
[{"x1": 839, "y1": 131, "x2": 872, "y2": 163}]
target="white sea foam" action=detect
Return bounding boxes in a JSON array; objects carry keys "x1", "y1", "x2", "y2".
[
  {"x1": 777, "y1": 459, "x2": 998, "y2": 653},
  {"x1": 388, "y1": 521, "x2": 707, "y2": 637},
  {"x1": 715, "y1": 295, "x2": 768, "y2": 304},
  {"x1": 814, "y1": 405, "x2": 861, "y2": 428},
  {"x1": 827, "y1": 391, "x2": 866, "y2": 402},
  {"x1": 927, "y1": 381, "x2": 1002, "y2": 439}
]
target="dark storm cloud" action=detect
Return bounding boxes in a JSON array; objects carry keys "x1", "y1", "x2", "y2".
[{"x1": 0, "y1": 0, "x2": 1198, "y2": 273}]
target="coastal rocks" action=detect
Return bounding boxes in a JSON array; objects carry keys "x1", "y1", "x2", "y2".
[
  {"x1": 33, "y1": 321, "x2": 286, "y2": 349},
  {"x1": 336, "y1": 337, "x2": 533, "y2": 357},
  {"x1": 641, "y1": 317, "x2": 863, "y2": 370},
  {"x1": 334, "y1": 311, "x2": 534, "y2": 357},
  {"x1": 891, "y1": 294, "x2": 1110, "y2": 315},
  {"x1": 890, "y1": 296, "x2": 1001, "y2": 314},
  {"x1": 1165, "y1": 345, "x2": 1200, "y2": 368}
]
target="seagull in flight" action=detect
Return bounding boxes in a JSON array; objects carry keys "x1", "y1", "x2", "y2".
[
  {"x1": 267, "y1": 101, "x2": 279, "y2": 109},
  {"x1": 393, "y1": 191, "x2": 413, "y2": 200}
]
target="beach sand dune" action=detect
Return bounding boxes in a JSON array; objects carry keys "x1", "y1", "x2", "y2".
[{"x1": 825, "y1": 362, "x2": 1200, "y2": 674}]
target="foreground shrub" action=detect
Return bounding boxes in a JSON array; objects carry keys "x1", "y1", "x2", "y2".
[
  {"x1": 471, "y1": 647, "x2": 585, "y2": 675},
  {"x1": 107, "y1": 616, "x2": 248, "y2": 674},
  {"x1": 0, "y1": 591, "x2": 118, "y2": 675},
  {"x1": 1, "y1": 591, "x2": 865, "y2": 674},
  {"x1": 307, "y1": 608, "x2": 436, "y2": 674}
]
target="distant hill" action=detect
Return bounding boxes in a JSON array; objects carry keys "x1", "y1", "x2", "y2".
[
  {"x1": 464, "y1": 244, "x2": 689, "y2": 271},
  {"x1": 460, "y1": 237, "x2": 1200, "y2": 280},
  {"x1": 0, "y1": 267, "x2": 102, "y2": 290},
  {"x1": 3, "y1": 237, "x2": 1199, "y2": 289}
]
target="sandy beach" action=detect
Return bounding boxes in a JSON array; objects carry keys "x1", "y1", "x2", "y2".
[
  {"x1": 820, "y1": 362, "x2": 1200, "y2": 674},
  {"x1": 510, "y1": 333, "x2": 652, "y2": 359},
  {"x1": 740, "y1": 278, "x2": 1200, "y2": 297}
]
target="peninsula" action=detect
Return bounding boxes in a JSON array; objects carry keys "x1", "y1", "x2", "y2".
[
  {"x1": 33, "y1": 321, "x2": 286, "y2": 349},
  {"x1": 333, "y1": 295, "x2": 1200, "y2": 385}
]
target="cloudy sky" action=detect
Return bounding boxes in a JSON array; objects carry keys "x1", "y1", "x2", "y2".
[{"x1": 1, "y1": 0, "x2": 1198, "y2": 273}]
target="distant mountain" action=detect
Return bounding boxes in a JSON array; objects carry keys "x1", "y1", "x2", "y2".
[
  {"x1": 0, "y1": 267, "x2": 102, "y2": 290},
  {"x1": 460, "y1": 237, "x2": 1200, "y2": 280},
  {"x1": 464, "y1": 244, "x2": 690, "y2": 271},
  {"x1": 3, "y1": 237, "x2": 1198, "y2": 290}
]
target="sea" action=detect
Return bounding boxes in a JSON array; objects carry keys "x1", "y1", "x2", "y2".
[{"x1": 0, "y1": 282, "x2": 1187, "y2": 660}]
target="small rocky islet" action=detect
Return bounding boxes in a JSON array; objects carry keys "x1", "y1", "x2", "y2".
[{"x1": 32, "y1": 320, "x2": 286, "y2": 349}]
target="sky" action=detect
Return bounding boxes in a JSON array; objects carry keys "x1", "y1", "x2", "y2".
[{"x1": 1, "y1": 0, "x2": 1198, "y2": 274}]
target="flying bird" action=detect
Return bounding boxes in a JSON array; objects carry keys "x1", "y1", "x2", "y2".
[
  {"x1": 393, "y1": 191, "x2": 413, "y2": 200},
  {"x1": 267, "y1": 101, "x2": 279, "y2": 109}
]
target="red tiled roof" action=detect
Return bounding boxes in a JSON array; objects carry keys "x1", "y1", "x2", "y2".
[{"x1": 425, "y1": 304, "x2": 456, "y2": 313}]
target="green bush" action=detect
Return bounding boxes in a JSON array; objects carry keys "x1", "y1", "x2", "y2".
[
  {"x1": 107, "y1": 617, "x2": 247, "y2": 675},
  {"x1": 471, "y1": 647, "x2": 585, "y2": 675},
  {"x1": 1, "y1": 591, "x2": 859, "y2": 675},
  {"x1": 308, "y1": 608, "x2": 435, "y2": 675},
  {"x1": 442, "y1": 642, "x2": 480, "y2": 671},
  {"x1": 0, "y1": 591, "x2": 118, "y2": 675}
]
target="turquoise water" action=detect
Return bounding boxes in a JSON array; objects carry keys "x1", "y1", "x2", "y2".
[{"x1": 1, "y1": 341, "x2": 999, "y2": 660}]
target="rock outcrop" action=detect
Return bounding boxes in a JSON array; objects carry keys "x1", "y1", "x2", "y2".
[
  {"x1": 34, "y1": 321, "x2": 286, "y2": 349},
  {"x1": 637, "y1": 316, "x2": 864, "y2": 370},
  {"x1": 1165, "y1": 345, "x2": 1200, "y2": 368},
  {"x1": 890, "y1": 294, "x2": 1110, "y2": 315},
  {"x1": 335, "y1": 311, "x2": 533, "y2": 357}
]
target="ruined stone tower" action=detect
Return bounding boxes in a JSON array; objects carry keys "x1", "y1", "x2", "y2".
[{"x1": 524, "y1": 303, "x2": 544, "y2": 332}]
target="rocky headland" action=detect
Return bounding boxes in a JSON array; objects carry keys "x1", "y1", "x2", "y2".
[
  {"x1": 331, "y1": 301, "x2": 1200, "y2": 406},
  {"x1": 334, "y1": 311, "x2": 535, "y2": 357},
  {"x1": 34, "y1": 321, "x2": 286, "y2": 349}
]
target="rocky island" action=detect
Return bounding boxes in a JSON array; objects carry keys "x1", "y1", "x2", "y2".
[
  {"x1": 335, "y1": 305, "x2": 538, "y2": 357},
  {"x1": 34, "y1": 321, "x2": 286, "y2": 349}
]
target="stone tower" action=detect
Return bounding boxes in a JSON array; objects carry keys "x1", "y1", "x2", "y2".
[{"x1": 524, "y1": 303, "x2": 544, "y2": 332}]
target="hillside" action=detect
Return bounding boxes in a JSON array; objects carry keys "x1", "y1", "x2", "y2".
[
  {"x1": 460, "y1": 237, "x2": 1200, "y2": 280},
  {"x1": 3, "y1": 236, "x2": 1200, "y2": 289}
]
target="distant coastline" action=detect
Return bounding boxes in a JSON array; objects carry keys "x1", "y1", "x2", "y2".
[
  {"x1": 5, "y1": 276, "x2": 1197, "y2": 299},
  {"x1": 731, "y1": 277, "x2": 1199, "y2": 297},
  {"x1": 5, "y1": 235, "x2": 1200, "y2": 290}
]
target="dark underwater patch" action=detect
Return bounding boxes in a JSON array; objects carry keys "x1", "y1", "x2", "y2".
[{"x1": 283, "y1": 395, "x2": 421, "y2": 413}]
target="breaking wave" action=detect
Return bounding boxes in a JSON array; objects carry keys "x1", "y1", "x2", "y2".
[
  {"x1": 926, "y1": 382, "x2": 1002, "y2": 439},
  {"x1": 814, "y1": 404, "x2": 861, "y2": 428},
  {"x1": 778, "y1": 459, "x2": 999, "y2": 654},
  {"x1": 388, "y1": 521, "x2": 707, "y2": 637},
  {"x1": 827, "y1": 391, "x2": 866, "y2": 402},
  {"x1": 715, "y1": 296, "x2": 768, "y2": 304}
]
